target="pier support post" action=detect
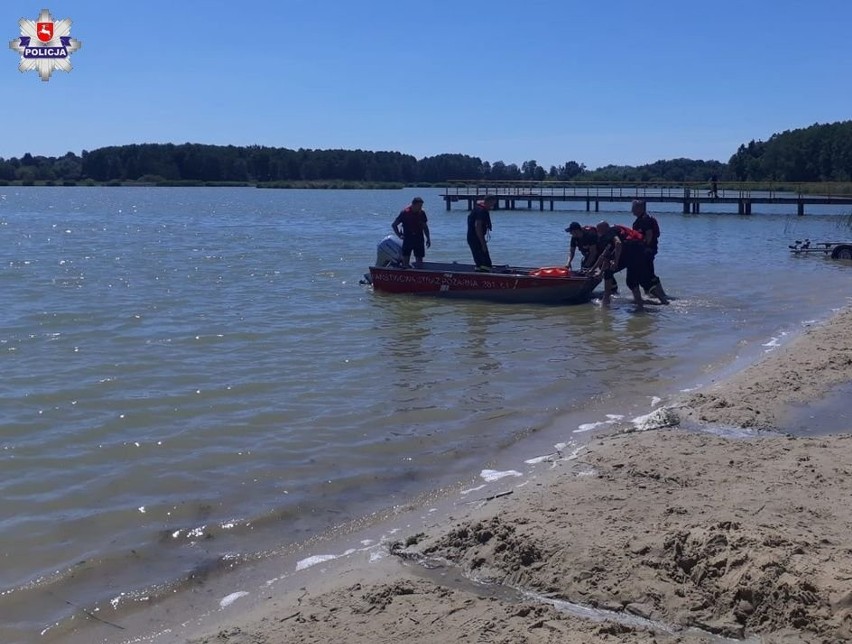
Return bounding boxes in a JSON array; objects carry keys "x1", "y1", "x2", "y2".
[
  {"x1": 527, "y1": 200, "x2": 532, "y2": 209},
  {"x1": 683, "y1": 187, "x2": 690, "y2": 214},
  {"x1": 549, "y1": 200, "x2": 554, "y2": 211},
  {"x1": 745, "y1": 200, "x2": 752, "y2": 215},
  {"x1": 586, "y1": 199, "x2": 590, "y2": 212},
  {"x1": 738, "y1": 200, "x2": 744, "y2": 215},
  {"x1": 595, "y1": 201, "x2": 599, "y2": 212},
  {"x1": 797, "y1": 201, "x2": 804, "y2": 216},
  {"x1": 539, "y1": 199, "x2": 544, "y2": 211},
  {"x1": 445, "y1": 198, "x2": 451, "y2": 211}
]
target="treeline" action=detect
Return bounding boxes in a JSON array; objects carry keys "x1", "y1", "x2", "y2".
[
  {"x1": 1, "y1": 121, "x2": 851, "y2": 186},
  {"x1": 582, "y1": 158, "x2": 727, "y2": 183},
  {"x1": 0, "y1": 144, "x2": 721, "y2": 185},
  {"x1": 728, "y1": 121, "x2": 852, "y2": 181}
]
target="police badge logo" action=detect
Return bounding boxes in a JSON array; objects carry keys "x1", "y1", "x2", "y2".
[{"x1": 9, "y1": 9, "x2": 81, "y2": 81}]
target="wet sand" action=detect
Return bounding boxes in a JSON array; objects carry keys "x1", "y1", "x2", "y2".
[{"x1": 172, "y1": 305, "x2": 852, "y2": 644}]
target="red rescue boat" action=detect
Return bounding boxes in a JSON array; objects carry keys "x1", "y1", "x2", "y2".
[{"x1": 365, "y1": 237, "x2": 601, "y2": 304}]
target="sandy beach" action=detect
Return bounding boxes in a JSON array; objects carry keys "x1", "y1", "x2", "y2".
[{"x1": 174, "y1": 306, "x2": 852, "y2": 644}]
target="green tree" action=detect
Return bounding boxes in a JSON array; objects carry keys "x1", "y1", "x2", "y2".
[
  {"x1": 0, "y1": 160, "x2": 16, "y2": 180},
  {"x1": 521, "y1": 160, "x2": 538, "y2": 179}
]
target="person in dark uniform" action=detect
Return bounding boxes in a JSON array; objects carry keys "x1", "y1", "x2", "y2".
[
  {"x1": 630, "y1": 200, "x2": 669, "y2": 304},
  {"x1": 590, "y1": 224, "x2": 621, "y2": 294},
  {"x1": 593, "y1": 221, "x2": 648, "y2": 310},
  {"x1": 467, "y1": 195, "x2": 497, "y2": 271},
  {"x1": 392, "y1": 197, "x2": 431, "y2": 267},
  {"x1": 565, "y1": 222, "x2": 600, "y2": 270}
]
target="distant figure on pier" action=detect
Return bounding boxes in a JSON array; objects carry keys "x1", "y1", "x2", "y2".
[
  {"x1": 709, "y1": 173, "x2": 719, "y2": 198},
  {"x1": 565, "y1": 221, "x2": 600, "y2": 270},
  {"x1": 392, "y1": 197, "x2": 431, "y2": 268},
  {"x1": 631, "y1": 200, "x2": 669, "y2": 305},
  {"x1": 467, "y1": 195, "x2": 497, "y2": 271}
]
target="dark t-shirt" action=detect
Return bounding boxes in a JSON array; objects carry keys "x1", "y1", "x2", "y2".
[
  {"x1": 394, "y1": 207, "x2": 428, "y2": 238},
  {"x1": 632, "y1": 215, "x2": 660, "y2": 252},
  {"x1": 467, "y1": 205, "x2": 492, "y2": 242},
  {"x1": 570, "y1": 227, "x2": 598, "y2": 256},
  {"x1": 597, "y1": 229, "x2": 619, "y2": 256},
  {"x1": 598, "y1": 225, "x2": 643, "y2": 257}
]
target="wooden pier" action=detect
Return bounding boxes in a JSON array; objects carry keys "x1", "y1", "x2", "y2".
[{"x1": 442, "y1": 182, "x2": 852, "y2": 216}]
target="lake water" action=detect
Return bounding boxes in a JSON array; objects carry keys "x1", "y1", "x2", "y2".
[{"x1": 1, "y1": 187, "x2": 850, "y2": 643}]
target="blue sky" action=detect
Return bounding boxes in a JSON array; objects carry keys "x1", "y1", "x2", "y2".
[{"x1": 3, "y1": 0, "x2": 851, "y2": 169}]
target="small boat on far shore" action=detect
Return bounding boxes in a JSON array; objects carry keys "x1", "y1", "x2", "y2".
[
  {"x1": 789, "y1": 239, "x2": 852, "y2": 260},
  {"x1": 364, "y1": 236, "x2": 601, "y2": 304}
]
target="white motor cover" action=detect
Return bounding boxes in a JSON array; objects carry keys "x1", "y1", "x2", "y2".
[{"x1": 376, "y1": 235, "x2": 403, "y2": 267}]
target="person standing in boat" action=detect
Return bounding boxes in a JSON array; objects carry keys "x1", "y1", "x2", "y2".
[
  {"x1": 630, "y1": 199, "x2": 669, "y2": 304},
  {"x1": 392, "y1": 197, "x2": 431, "y2": 268},
  {"x1": 565, "y1": 221, "x2": 600, "y2": 270},
  {"x1": 467, "y1": 195, "x2": 497, "y2": 271}
]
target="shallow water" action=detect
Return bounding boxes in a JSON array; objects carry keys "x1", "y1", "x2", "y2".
[
  {"x1": 781, "y1": 381, "x2": 852, "y2": 436},
  {"x1": 0, "y1": 186, "x2": 850, "y2": 643}
]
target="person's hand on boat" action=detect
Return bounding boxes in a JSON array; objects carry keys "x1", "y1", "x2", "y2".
[{"x1": 426, "y1": 239, "x2": 431, "y2": 248}]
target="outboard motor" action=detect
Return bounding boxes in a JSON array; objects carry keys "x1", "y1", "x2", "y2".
[{"x1": 375, "y1": 235, "x2": 403, "y2": 267}]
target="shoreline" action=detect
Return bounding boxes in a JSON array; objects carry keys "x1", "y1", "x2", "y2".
[{"x1": 57, "y1": 306, "x2": 852, "y2": 644}]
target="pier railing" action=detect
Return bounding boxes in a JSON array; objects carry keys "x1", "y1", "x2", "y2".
[
  {"x1": 441, "y1": 181, "x2": 852, "y2": 215},
  {"x1": 443, "y1": 180, "x2": 852, "y2": 200}
]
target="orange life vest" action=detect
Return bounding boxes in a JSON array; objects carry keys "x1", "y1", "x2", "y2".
[
  {"x1": 529, "y1": 266, "x2": 571, "y2": 278},
  {"x1": 614, "y1": 224, "x2": 645, "y2": 243}
]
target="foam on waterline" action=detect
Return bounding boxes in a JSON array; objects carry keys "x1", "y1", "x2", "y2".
[
  {"x1": 763, "y1": 330, "x2": 788, "y2": 352},
  {"x1": 574, "y1": 414, "x2": 624, "y2": 433},
  {"x1": 480, "y1": 469, "x2": 522, "y2": 482},
  {"x1": 524, "y1": 453, "x2": 555, "y2": 465},
  {"x1": 295, "y1": 554, "x2": 338, "y2": 571},
  {"x1": 525, "y1": 441, "x2": 577, "y2": 465},
  {"x1": 219, "y1": 591, "x2": 249, "y2": 608}
]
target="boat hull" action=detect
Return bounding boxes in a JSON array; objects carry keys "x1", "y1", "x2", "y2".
[{"x1": 368, "y1": 262, "x2": 601, "y2": 304}]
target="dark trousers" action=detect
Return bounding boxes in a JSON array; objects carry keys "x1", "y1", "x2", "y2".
[
  {"x1": 401, "y1": 235, "x2": 425, "y2": 263},
  {"x1": 623, "y1": 244, "x2": 654, "y2": 291},
  {"x1": 467, "y1": 237, "x2": 492, "y2": 267},
  {"x1": 644, "y1": 249, "x2": 662, "y2": 291}
]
